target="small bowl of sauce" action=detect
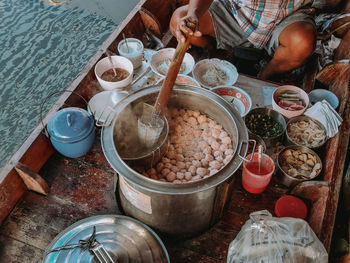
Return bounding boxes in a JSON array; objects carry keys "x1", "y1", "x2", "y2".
[
  {"x1": 95, "y1": 55, "x2": 133, "y2": 90},
  {"x1": 101, "y1": 68, "x2": 130, "y2": 82}
]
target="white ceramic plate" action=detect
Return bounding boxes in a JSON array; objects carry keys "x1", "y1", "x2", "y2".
[{"x1": 88, "y1": 90, "x2": 128, "y2": 126}]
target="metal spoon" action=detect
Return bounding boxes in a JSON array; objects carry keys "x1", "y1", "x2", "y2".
[
  {"x1": 123, "y1": 33, "x2": 129, "y2": 53},
  {"x1": 105, "y1": 50, "x2": 118, "y2": 81}
]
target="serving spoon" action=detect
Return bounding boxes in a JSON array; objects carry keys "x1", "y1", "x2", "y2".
[{"x1": 105, "y1": 50, "x2": 118, "y2": 81}]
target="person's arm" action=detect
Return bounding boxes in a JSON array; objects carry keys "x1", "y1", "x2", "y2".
[
  {"x1": 176, "y1": 0, "x2": 213, "y2": 43},
  {"x1": 187, "y1": 0, "x2": 213, "y2": 18}
]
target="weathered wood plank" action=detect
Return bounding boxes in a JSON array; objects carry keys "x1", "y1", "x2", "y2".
[
  {"x1": 0, "y1": 192, "x2": 91, "y2": 251},
  {"x1": 291, "y1": 181, "x2": 330, "y2": 238},
  {"x1": 0, "y1": 133, "x2": 54, "y2": 225},
  {"x1": 166, "y1": 246, "x2": 223, "y2": 263},
  {"x1": 0, "y1": 234, "x2": 44, "y2": 263},
  {"x1": 319, "y1": 66, "x2": 350, "y2": 251},
  {"x1": 0, "y1": 171, "x2": 26, "y2": 225}
]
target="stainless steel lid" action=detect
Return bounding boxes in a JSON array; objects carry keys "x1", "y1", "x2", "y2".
[{"x1": 42, "y1": 215, "x2": 170, "y2": 263}]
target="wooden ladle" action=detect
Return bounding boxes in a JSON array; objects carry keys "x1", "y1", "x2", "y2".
[
  {"x1": 153, "y1": 23, "x2": 196, "y2": 116},
  {"x1": 137, "y1": 23, "x2": 195, "y2": 148}
]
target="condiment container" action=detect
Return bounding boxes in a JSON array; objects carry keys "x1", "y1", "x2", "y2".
[
  {"x1": 46, "y1": 107, "x2": 96, "y2": 158},
  {"x1": 244, "y1": 107, "x2": 286, "y2": 149},
  {"x1": 272, "y1": 85, "x2": 309, "y2": 119},
  {"x1": 118, "y1": 38, "x2": 144, "y2": 69},
  {"x1": 211, "y1": 85, "x2": 252, "y2": 117},
  {"x1": 285, "y1": 115, "x2": 328, "y2": 149},
  {"x1": 277, "y1": 145, "x2": 322, "y2": 187},
  {"x1": 42, "y1": 215, "x2": 170, "y2": 263},
  {"x1": 95, "y1": 55, "x2": 133, "y2": 91},
  {"x1": 242, "y1": 152, "x2": 275, "y2": 194}
]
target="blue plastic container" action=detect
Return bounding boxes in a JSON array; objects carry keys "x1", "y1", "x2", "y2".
[{"x1": 46, "y1": 107, "x2": 96, "y2": 158}]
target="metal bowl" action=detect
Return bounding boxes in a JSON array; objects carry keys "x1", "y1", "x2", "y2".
[
  {"x1": 286, "y1": 115, "x2": 328, "y2": 149},
  {"x1": 277, "y1": 145, "x2": 322, "y2": 187},
  {"x1": 244, "y1": 107, "x2": 287, "y2": 149}
]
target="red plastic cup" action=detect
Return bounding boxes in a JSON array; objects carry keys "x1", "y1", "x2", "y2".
[{"x1": 242, "y1": 153, "x2": 275, "y2": 194}]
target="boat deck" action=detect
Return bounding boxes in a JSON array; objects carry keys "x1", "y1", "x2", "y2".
[
  {"x1": 0, "y1": 71, "x2": 349, "y2": 262},
  {"x1": 0, "y1": 0, "x2": 349, "y2": 259}
]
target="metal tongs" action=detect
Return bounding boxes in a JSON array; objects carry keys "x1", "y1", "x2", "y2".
[
  {"x1": 91, "y1": 242, "x2": 115, "y2": 263},
  {"x1": 47, "y1": 226, "x2": 116, "y2": 263},
  {"x1": 88, "y1": 226, "x2": 115, "y2": 263}
]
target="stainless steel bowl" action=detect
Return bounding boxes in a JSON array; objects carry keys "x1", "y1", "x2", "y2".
[
  {"x1": 285, "y1": 115, "x2": 328, "y2": 149},
  {"x1": 244, "y1": 107, "x2": 287, "y2": 149},
  {"x1": 277, "y1": 145, "x2": 322, "y2": 187}
]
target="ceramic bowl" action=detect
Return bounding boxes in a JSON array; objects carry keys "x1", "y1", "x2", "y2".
[
  {"x1": 95, "y1": 55, "x2": 133, "y2": 91},
  {"x1": 192, "y1": 58, "x2": 238, "y2": 89},
  {"x1": 308, "y1": 89, "x2": 339, "y2": 109},
  {"x1": 272, "y1": 85, "x2": 309, "y2": 119},
  {"x1": 150, "y1": 48, "x2": 195, "y2": 77},
  {"x1": 211, "y1": 86, "x2": 252, "y2": 117}
]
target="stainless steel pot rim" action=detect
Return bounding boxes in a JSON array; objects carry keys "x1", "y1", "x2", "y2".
[{"x1": 102, "y1": 85, "x2": 248, "y2": 195}]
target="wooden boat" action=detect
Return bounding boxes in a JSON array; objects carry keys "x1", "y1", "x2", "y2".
[{"x1": 0, "y1": 0, "x2": 349, "y2": 261}]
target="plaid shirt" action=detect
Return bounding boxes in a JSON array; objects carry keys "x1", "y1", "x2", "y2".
[{"x1": 228, "y1": 0, "x2": 312, "y2": 48}]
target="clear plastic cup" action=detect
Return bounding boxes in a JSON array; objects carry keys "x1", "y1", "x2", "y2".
[
  {"x1": 118, "y1": 38, "x2": 144, "y2": 69},
  {"x1": 242, "y1": 152, "x2": 275, "y2": 194}
]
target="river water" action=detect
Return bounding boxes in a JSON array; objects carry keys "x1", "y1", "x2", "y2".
[{"x1": 0, "y1": 0, "x2": 138, "y2": 170}]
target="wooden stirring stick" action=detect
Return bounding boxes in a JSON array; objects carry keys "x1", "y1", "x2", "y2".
[{"x1": 153, "y1": 22, "x2": 196, "y2": 117}]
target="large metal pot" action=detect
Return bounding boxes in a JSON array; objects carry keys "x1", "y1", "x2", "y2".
[{"x1": 101, "y1": 85, "x2": 248, "y2": 237}]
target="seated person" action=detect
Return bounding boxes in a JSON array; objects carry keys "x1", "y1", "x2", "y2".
[{"x1": 170, "y1": 0, "x2": 319, "y2": 80}]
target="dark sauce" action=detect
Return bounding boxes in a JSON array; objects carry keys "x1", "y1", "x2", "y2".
[{"x1": 101, "y1": 68, "x2": 129, "y2": 82}]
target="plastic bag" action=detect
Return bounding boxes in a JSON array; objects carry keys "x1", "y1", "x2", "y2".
[{"x1": 227, "y1": 210, "x2": 328, "y2": 263}]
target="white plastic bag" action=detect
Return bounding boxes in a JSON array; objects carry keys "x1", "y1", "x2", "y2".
[{"x1": 227, "y1": 210, "x2": 328, "y2": 263}]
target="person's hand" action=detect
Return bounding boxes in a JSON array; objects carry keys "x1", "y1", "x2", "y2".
[{"x1": 175, "y1": 14, "x2": 202, "y2": 43}]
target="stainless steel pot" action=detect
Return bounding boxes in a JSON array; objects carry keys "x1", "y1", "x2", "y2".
[{"x1": 101, "y1": 85, "x2": 248, "y2": 237}]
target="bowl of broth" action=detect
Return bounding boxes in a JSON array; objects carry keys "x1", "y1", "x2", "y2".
[{"x1": 95, "y1": 55, "x2": 133, "y2": 91}]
